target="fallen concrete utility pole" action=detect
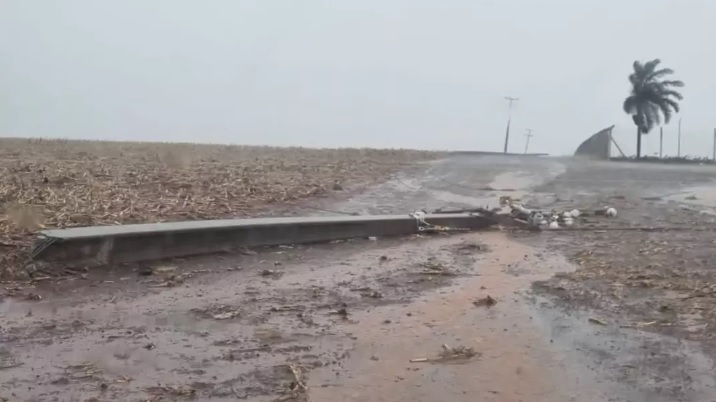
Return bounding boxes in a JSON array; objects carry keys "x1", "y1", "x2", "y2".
[{"x1": 31, "y1": 213, "x2": 496, "y2": 267}]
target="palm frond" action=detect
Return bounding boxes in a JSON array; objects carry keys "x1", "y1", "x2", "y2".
[
  {"x1": 660, "y1": 80, "x2": 685, "y2": 88},
  {"x1": 645, "y1": 103, "x2": 661, "y2": 128},
  {"x1": 658, "y1": 89, "x2": 684, "y2": 101},
  {"x1": 654, "y1": 99, "x2": 673, "y2": 124},
  {"x1": 641, "y1": 103, "x2": 661, "y2": 134},
  {"x1": 629, "y1": 59, "x2": 663, "y2": 89},
  {"x1": 645, "y1": 68, "x2": 675, "y2": 83},
  {"x1": 623, "y1": 96, "x2": 639, "y2": 114},
  {"x1": 630, "y1": 60, "x2": 645, "y2": 85},
  {"x1": 633, "y1": 60, "x2": 644, "y2": 74},
  {"x1": 662, "y1": 97, "x2": 681, "y2": 114},
  {"x1": 642, "y1": 59, "x2": 661, "y2": 76}
]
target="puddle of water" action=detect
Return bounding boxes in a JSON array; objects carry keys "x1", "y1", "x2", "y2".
[
  {"x1": 529, "y1": 296, "x2": 716, "y2": 402},
  {"x1": 658, "y1": 184, "x2": 716, "y2": 218},
  {"x1": 426, "y1": 162, "x2": 567, "y2": 210},
  {"x1": 426, "y1": 190, "x2": 496, "y2": 208},
  {"x1": 490, "y1": 171, "x2": 535, "y2": 190},
  {"x1": 665, "y1": 185, "x2": 716, "y2": 208}
]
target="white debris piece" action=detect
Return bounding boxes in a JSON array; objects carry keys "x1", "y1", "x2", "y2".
[
  {"x1": 529, "y1": 212, "x2": 544, "y2": 226},
  {"x1": 500, "y1": 200, "x2": 613, "y2": 230},
  {"x1": 512, "y1": 204, "x2": 532, "y2": 215}
]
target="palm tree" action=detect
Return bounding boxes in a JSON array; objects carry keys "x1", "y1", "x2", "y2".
[{"x1": 623, "y1": 59, "x2": 684, "y2": 159}]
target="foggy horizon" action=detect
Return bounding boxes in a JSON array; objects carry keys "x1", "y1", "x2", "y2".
[{"x1": 1, "y1": 1, "x2": 714, "y2": 157}]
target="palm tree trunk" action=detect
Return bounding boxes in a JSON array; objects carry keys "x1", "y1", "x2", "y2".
[{"x1": 636, "y1": 126, "x2": 642, "y2": 159}]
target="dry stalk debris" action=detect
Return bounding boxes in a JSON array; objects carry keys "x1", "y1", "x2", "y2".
[
  {"x1": 410, "y1": 343, "x2": 480, "y2": 363},
  {"x1": 418, "y1": 261, "x2": 456, "y2": 276},
  {"x1": 0, "y1": 138, "x2": 437, "y2": 278},
  {"x1": 473, "y1": 295, "x2": 497, "y2": 307},
  {"x1": 144, "y1": 385, "x2": 197, "y2": 400}
]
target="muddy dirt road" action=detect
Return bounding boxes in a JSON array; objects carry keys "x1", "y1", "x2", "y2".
[{"x1": 3, "y1": 155, "x2": 716, "y2": 401}]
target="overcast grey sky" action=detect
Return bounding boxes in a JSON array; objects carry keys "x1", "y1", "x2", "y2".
[{"x1": 0, "y1": 0, "x2": 713, "y2": 156}]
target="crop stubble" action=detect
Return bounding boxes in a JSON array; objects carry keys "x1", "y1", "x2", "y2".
[{"x1": 0, "y1": 138, "x2": 437, "y2": 277}]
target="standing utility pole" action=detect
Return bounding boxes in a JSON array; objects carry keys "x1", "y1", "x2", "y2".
[
  {"x1": 712, "y1": 128, "x2": 716, "y2": 160},
  {"x1": 524, "y1": 128, "x2": 534, "y2": 154},
  {"x1": 659, "y1": 127, "x2": 663, "y2": 158},
  {"x1": 677, "y1": 118, "x2": 682, "y2": 157},
  {"x1": 503, "y1": 96, "x2": 519, "y2": 154}
]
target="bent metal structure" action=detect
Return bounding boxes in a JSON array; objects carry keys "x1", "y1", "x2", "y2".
[{"x1": 573, "y1": 125, "x2": 616, "y2": 160}]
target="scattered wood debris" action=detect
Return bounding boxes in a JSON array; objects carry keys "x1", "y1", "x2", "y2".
[
  {"x1": 328, "y1": 308, "x2": 349, "y2": 319},
  {"x1": 418, "y1": 261, "x2": 456, "y2": 276},
  {"x1": 271, "y1": 363, "x2": 310, "y2": 402},
  {"x1": 269, "y1": 305, "x2": 306, "y2": 313},
  {"x1": 145, "y1": 385, "x2": 197, "y2": 400},
  {"x1": 473, "y1": 295, "x2": 497, "y2": 307},
  {"x1": 150, "y1": 272, "x2": 189, "y2": 288},
  {"x1": 588, "y1": 317, "x2": 608, "y2": 326},
  {"x1": 260, "y1": 269, "x2": 284, "y2": 279},
  {"x1": 254, "y1": 326, "x2": 283, "y2": 342},
  {"x1": 24, "y1": 293, "x2": 41, "y2": 301},
  {"x1": 350, "y1": 286, "x2": 382, "y2": 299},
  {"x1": 65, "y1": 362, "x2": 103, "y2": 381},
  {"x1": 360, "y1": 290, "x2": 383, "y2": 299},
  {"x1": 153, "y1": 265, "x2": 177, "y2": 274},
  {"x1": 212, "y1": 311, "x2": 239, "y2": 320},
  {"x1": 410, "y1": 343, "x2": 480, "y2": 363},
  {"x1": 288, "y1": 363, "x2": 307, "y2": 393},
  {"x1": 192, "y1": 304, "x2": 240, "y2": 321},
  {"x1": 0, "y1": 361, "x2": 23, "y2": 370},
  {"x1": 620, "y1": 320, "x2": 663, "y2": 329},
  {"x1": 456, "y1": 242, "x2": 489, "y2": 253}
]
